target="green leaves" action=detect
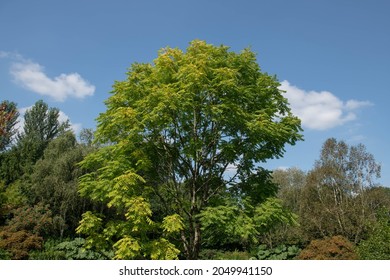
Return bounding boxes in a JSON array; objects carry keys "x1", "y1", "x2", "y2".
[
  {"x1": 113, "y1": 236, "x2": 141, "y2": 259},
  {"x1": 253, "y1": 197, "x2": 299, "y2": 233},
  {"x1": 161, "y1": 214, "x2": 184, "y2": 234},
  {"x1": 76, "y1": 211, "x2": 103, "y2": 235},
  {"x1": 77, "y1": 133, "x2": 181, "y2": 259},
  {"x1": 199, "y1": 197, "x2": 297, "y2": 249},
  {"x1": 78, "y1": 40, "x2": 303, "y2": 259}
]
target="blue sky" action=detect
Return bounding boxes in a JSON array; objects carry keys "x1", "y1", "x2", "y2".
[{"x1": 1, "y1": 0, "x2": 389, "y2": 186}]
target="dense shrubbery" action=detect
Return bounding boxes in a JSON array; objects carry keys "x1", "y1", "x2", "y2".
[
  {"x1": 255, "y1": 244, "x2": 301, "y2": 260},
  {"x1": 297, "y1": 236, "x2": 358, "y2": 260},
  {"x1": 29, "y1": 238, "x2": 113, "y2": 260}
]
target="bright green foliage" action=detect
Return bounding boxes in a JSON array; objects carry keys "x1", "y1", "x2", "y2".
[
  {"x1": 149, "y1": 238, "x2": 181, "y2": 260},
  {"x1": 79, "y1": 40, "x2": 302, "y2": 259},
  {"x1": 253, "y1": 197, "x2": 299, "y2": 233},
  {"x1": 77, "y1": 144, "x2": 182, "y2": 259},
  {"x1": 162, "y1": 214, "x2": 185, "y2": 234},
  {"x1": 113, "y1": 236, "x2": 141, "y2": 259},
  {"x1": 199, "y1": 200, "x2": 257, "y2": 249},
  {"x1": 199, "y1": 197, "x2": 298, "y2": 249}
]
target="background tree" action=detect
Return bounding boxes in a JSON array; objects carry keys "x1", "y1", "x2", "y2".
[
  {"x1": 0, "y1": 100, "x2": 19, "y2": 151},
  {"x1": 273, "y1": 167, "x2": 306, "y2": 213},
  {"x1": 78, "y1": 40, "x2": 303, "y2": 259},
  {"x1": 300, "y1": 138, "x2": 381, "y2": 243},
  {"x1": 17, "y1": 100, "x2": 70, "y2": 172},
  {"x1": 29, "y1": 132, "x2": 91, "y2": 238},
  {"x1": 0, "y1": 100, "x2": 70, "y2": 186}
]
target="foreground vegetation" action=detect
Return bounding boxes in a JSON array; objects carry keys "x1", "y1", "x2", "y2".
[{"x1": 1, "y1": 41, "x2": 389, "y2": 260}]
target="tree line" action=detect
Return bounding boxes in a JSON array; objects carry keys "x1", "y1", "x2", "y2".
[{"x1": 1, "y1": 40, "x2": 389, "y2": 260}]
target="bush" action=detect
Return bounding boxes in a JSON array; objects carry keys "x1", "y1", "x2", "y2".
[
  {"x1": 255, "y1": 244, "x2": 301, "y2": 260},
  {"x1": 0, "y1": 230, "x2": 43, "y2": 259},
  {"x1": 297, "y1": 235, "x2": 357, "y2": 260},
  {"x1": 358, "y1": 209, "x2": 390, "y2": 260},
  {"x1": 30, "y1": 238, "x2": 113, "y2": 260},
  {"x1": 0, "y1": 203, "x2": 53, "y2": 259}
]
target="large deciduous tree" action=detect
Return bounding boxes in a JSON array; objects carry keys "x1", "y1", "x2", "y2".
[{"x1": 78, "y1": 40, "x2": 303, "y2": 259}]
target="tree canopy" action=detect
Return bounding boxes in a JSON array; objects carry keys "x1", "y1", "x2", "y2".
[{"x1": 78, "y1": 40, "x2": 303, "y2": 259}]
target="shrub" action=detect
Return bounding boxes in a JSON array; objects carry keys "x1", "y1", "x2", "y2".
[
  {"x1": 0, "y1": 203, "x2": 53, "y2": 259},
  {"x1": 255, "y1": 244, "x2": 301, "y2": 260},
  {"x1": 297, "y1": 235, "x2": 358, "y2": 260},
  {"x1": 29, "y1": 238, "x2": 113, "y2": 260},
  {"x1": 0, "y1": 230, "x2": 43, "y2": 259}
]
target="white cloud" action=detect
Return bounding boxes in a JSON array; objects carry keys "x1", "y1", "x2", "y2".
[
  {"x1": 345, "y1": 100, "x2": 373, "y2": 110},
  {"x1": 279, "y1": 80, "x2": 373, "y2": 130},
  {"x1": 58, "y1": 111, "x2": 82, "y2": 134},
  {"x1": 10, "y1": 60, "x2": 95, "y2": 102},
  {"x1": 0, "y1": 51, "x2": 23, "y2": 60}
]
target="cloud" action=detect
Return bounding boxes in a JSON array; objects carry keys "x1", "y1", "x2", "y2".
[
  {"x1": 9, "y1": 59, "x2": 95, "y2": 102},
  {"x1": 279, "y1": 80, "x2": 373, "y2": 130},
  {"x1": 58, "y1": 111, "x2": 82, "y2": 134},
  {"x1": 0, "y1": 51, "x2": 23, "y2": 60}
]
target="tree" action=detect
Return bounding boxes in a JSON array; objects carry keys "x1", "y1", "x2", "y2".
[
  {"x1": 300, "y1": 138, "x2": 381, "y2": 243},
  {"x1": 17, "y1": 100, "x2": 70, "y2": 169},
  {"x1": 0, "y1": 100, "x2": 19, "y2": 151},
  {"x1": 78, "y1": 40, "x2": 303, "y2": 259},
  {"x1": 273, "y1": 167, "x2": 306, "y2": 213},
  {"x1": 0, "y1": 100, "x2": 70, "y2": 184},
  {"x1": 29, "y1": 132, "x2": 91, "y2": 238}
]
